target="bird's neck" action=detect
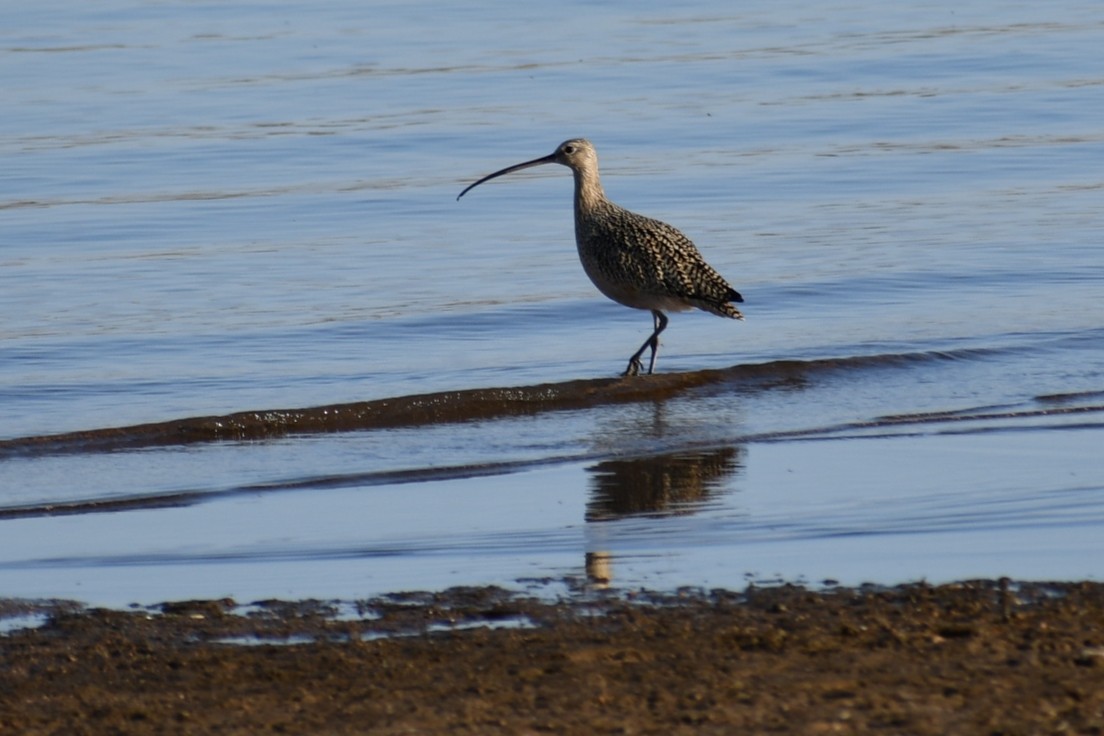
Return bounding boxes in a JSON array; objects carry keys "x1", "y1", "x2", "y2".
[{"x1": 572, "y1": 167, "x2": 607, "y2": 213}]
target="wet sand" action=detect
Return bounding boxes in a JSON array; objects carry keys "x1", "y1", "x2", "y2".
[
  {"x1": 4, "y1": 580, "x2": 1104, "y2": 734},
  {"x1": 0, "y1": 360, "x2": 841, "y2": 457},
  {"x1": 1, "y1": 353, "x2": 1022, "y2": 458}
]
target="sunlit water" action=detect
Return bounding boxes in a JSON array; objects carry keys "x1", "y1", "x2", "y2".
[{"x1": 1, "y1": 1, "x2": 1102, "y2": 606}]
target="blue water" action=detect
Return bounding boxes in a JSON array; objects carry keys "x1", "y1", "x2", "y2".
[{"x1": 1, "y1": 1, "x2": 1102, "y2": 606}]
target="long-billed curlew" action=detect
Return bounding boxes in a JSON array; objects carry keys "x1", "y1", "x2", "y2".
[{"x1": 457, "y1": 138, "x2": 744, "y2": 376}]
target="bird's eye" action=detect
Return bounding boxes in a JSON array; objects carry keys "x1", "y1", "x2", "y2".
[{"x1": 563, "y1": 145, "x2": 576, "y2": 154}]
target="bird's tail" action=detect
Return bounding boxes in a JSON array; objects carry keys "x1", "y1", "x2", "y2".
[
  {"x1": 719, "y1": 303, "x2": 745, "y2": 321},
  {"x1": 691, "y1": 287, "x2": 745, "y2": 320},
  {"x1": 723, "y1": 287, "x2": 745, "y2": 320}
]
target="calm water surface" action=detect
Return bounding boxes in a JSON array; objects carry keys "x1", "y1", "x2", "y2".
[{"x1": 1, "y1": 1, "x2": 1102, "y2": 606}]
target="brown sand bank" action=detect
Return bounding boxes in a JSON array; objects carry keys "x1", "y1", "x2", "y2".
[
  {"x1": 0, "y1": 359, "x2": 828, "y2": 457},
  {"x1": 3, "y1": 580, "x2": 1104, "y2": 734}
]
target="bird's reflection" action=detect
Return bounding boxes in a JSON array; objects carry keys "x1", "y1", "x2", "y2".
[
  {"x1": 583, "y1": 446, "x2": 745, "y2": 587},
  {"x1": 585, "y1": 446, "x2": 745, "y2": 521}
]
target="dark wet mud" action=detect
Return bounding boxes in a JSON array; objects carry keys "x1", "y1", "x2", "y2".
[{"x1": 4, "y1": 580, "x2": 1104, "y2": 734}]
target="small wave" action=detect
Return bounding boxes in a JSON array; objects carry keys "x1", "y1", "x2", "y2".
[
  {"x1": 748, "y1": 402, "x2": 1104, "y2": 444},
  {"x1": 0, "y1": 346, "x2": 1031, "y2": 458}
]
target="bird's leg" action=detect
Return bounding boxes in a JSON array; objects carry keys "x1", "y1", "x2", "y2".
[
  {"x1": 645, "y1": 310, "x2": 668, "y2": 374},
  {"x1": 624, "y1": 310, "x2": 668, "y2": 376}
]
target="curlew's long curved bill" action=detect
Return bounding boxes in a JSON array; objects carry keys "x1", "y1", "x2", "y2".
[{"x1": 456, "y1": 152, "x2": 558, "y2": 200}]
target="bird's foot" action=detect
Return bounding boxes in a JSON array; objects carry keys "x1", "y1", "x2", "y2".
[{"x1": 623, "y1": 358, "x2": 643, "y2": 377}]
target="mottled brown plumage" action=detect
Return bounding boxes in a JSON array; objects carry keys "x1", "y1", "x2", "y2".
[{"x1": 458, "y1": 138, "x2": 743, "y2": 375}]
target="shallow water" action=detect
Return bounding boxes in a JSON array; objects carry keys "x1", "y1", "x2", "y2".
[{"x1": 1, "y1": 1, "x2": 1102, "y2": 606}]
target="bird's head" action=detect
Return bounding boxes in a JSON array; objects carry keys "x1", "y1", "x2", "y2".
[{"x1": 457, "y1": 138, "x2": 597, "y2": 200}]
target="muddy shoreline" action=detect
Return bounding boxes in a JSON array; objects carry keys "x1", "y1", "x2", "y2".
[{"x1": 4, "y1": 580, "x2": 1104, "y2": 734}]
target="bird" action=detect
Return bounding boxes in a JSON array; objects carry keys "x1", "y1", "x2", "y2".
[{"x1": 457, "y1": 138, "x2": 743, "y2": 376}]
